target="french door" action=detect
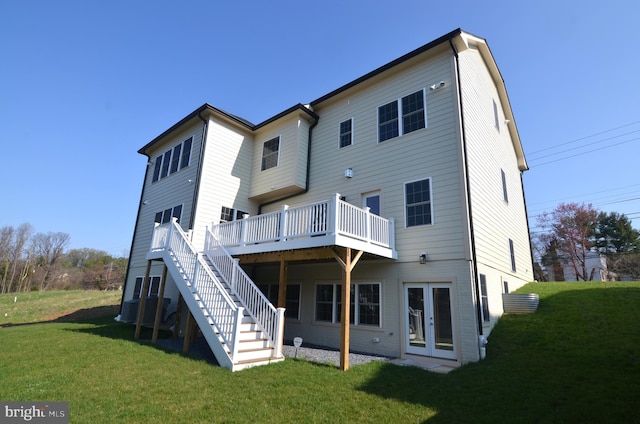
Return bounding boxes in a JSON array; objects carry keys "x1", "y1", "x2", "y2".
[{"x1": 404, "y1": 283, "x2": 456, "y2": 359}]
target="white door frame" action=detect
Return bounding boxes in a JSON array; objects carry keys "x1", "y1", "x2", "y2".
[{"x1": 404, "y1": 282, "x2": 456, "y2": 360}]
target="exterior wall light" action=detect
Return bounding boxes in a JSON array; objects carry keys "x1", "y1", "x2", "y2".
[
  {"x1": 344, "y1": 168, "x2": 353, "y2": 178},
  {"x1": 419, "y1": 252, "x2": 428, "y2": 264}
]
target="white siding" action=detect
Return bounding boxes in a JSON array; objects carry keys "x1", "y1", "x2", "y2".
[
  {"x1": 190, "y1": 117, "x2": 255, "y2": 249},
  {"x1": 265, "y1": 49, "x2": 468, "y2": 264},
  {"x1": 457, "y1": 45, "x2": 533, "y2": 324},
  {"x1": 249, "y1": 114, "x2": 312, "y2": 201}
]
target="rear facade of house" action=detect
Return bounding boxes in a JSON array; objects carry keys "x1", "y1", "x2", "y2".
[{"x1": 119, "y1": 29, "x2": 533, "y2": 371}]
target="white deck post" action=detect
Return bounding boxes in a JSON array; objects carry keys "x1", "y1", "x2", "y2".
[
  {"x1": 329, "y1": 193, "x2": 341, "y2": 235},
  {"x1": 274, "y1": 307, "x2": 286, "y2": 358},
  {"x1": 389, "y1": 217, "x2": 396, "y2": 250},
  {"x1": 279, "y1": 205, "x2": 289, "y2": 241},
  {"x1": 231, "y1": 306, "x2": 244, "y2": 360},
  {"x1": 365, "y1": 206, "x2": 372, "y2": 244},
  {"x1": 193, "y1": 252, "x2": 200, "y2": 288},
  {"x1": 231, "y1": 258, "x2": 240, "y2": 291},
  {"x1": 150, "y1": 222, "x2": 160, "y2": 251},
  {"x1": 166, "y1": 219, "x2": 175, "y2": 250},
  {"x1": 240, "y1": 214, "x2": 248, "y2": 247}
]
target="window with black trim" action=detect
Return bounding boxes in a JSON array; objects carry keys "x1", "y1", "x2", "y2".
[
  {"x1": 220, "y1": 206, "x2": 248, "y2": 223},
  {"x1": 479, "y1": 274, "x2": 490, "y2": 322},
  {"x1": 405, "y1": 178, "x2": 432, "y2": 227},
  {"x1": 154, "y1": 205, "x2": 183, "y2": 224},
  {"x1": 314, "y1": 283, "x2": 381, "y2": 326},
  {"x1": 261, "y1": 136, "x2": 280, "y2": 171},
  {"x1": 339, "y1": 118, "x2": 353, "y2": 148},
  {"x1": 378, "y1": 89, "x2": 426, "y2": 142},
  {"x1": 501, "y1": 169, "x2": 508, "y2": 203},
  {"x1": 509, "y1": 239, "x2": 517, "y2": 272},
  {"x1": 257, "y1": 284, "x2": 301, "y2": 320},
  {"x1": 151, "y1": 137, "x2": 193, "y2": 183},
  {"x1": 133, "y1": 276, "x2": 162, "y2": 299}
]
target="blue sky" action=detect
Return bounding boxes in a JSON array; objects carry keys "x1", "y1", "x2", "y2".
[{"x1": 1, "y1": 1, "x2": 638, "y2": 256}]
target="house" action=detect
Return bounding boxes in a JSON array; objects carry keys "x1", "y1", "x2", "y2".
[
  {"x1": 118, "y1": 28, "x2": 533, "y2": 371},
  {"x1": 558, "y1": 251, "x2": 613, "y2": 281}
]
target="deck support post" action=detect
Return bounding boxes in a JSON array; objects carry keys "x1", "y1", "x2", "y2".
[
  {"x1": 333, "y1": 247, "x2": 364, "y2": 371},
  {"x1": 152, "y1": 264, "x2": 168, "y2": 344},
  {"x1": 278, "y1": 258, "x2": 288, "y2": 309},
  {"x1": 134, "y1": 260, "x2": 152, "y2": 339},
  {"x1": 183, "y1": 311, "x2": 194, "y2": 354},
  {"x1": 173, "y1": 293, "x2": 183, "y2": 338}
]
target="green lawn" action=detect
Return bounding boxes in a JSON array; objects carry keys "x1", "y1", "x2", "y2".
[{"x1": 1, "y1": 283, "x2": 639, "y2": 423}]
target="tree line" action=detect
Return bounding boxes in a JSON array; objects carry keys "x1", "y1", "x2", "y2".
[
  {"x1": 0, "y1": 223, "x2": 127, "y2": 294},
  {"x1": 533, "y1": 203, "x2": 640, "y2": 281}
]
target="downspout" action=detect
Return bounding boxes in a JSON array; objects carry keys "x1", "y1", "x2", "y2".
[
  {"x1": 189, "y1": 111, "x2": 210, "y2": 231},
  {"x1": 449, "y1": 39, "x2": 484, "y2": 339},
  {"x1": 258, "y1": 114, "x2": 319, "y2": 214},
  {"x1": 119, "y1": 152, "x2": 152, "y2": 316}
]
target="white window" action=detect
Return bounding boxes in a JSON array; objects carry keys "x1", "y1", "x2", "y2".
[
  {"x1": 261, "y1": 136, "x2": 280, "y2": 171},
  {"x1": 339, "y1": 118, "x2": 353, "y2": 148},
  {"x1": 378, "y1": 89, "x2": 426, "y2": 142},
  {"x1": 405, "y1": 178, "x2": 433, "y2": 227},
  {"x1": 315, "y1": 283, "x2": 381, "y2": 327},
  {"x1": 493, "y1": 99, "x2": 500, "y2": 131}
]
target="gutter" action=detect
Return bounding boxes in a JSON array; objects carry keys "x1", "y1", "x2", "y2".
[
  {"x1": 119, "y1": 152, "x2": 152, "y2": 315},
  {"x1": 449, "y1": 39, "x2": 484, "y2": 338},
  {"x1": 257, "y1": 113, "x2": 319, "y2": 214}
]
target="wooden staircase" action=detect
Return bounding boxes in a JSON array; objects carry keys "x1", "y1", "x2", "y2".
[{"x1": 148, "y1": 219, "x2": 285, "y2": 371}]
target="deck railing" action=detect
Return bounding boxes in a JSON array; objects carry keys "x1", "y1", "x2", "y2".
[
  {"x1": 150, "y1": 219, "x2": 244, "y2": 358},
  {"x1": 212, "y1": 194, "x2": 394, "y2": 250},
  {"x1": 203, "y1": 230, "x2": 285, "y2": 358}
]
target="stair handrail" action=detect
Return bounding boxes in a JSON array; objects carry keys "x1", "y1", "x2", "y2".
[
  {"x1": 204, "y1": 227, "x2": 285, "y2": 358},
  {"x1": 152, "y1": 219, "x2": 240, "y2": 354}
]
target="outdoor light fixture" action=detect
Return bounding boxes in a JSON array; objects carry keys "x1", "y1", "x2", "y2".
[
  {"x1": 344, "y1": 168, "x2": 353, "y2": 178},
  {"x1": 429, "y1": 81, "x2": 445, "y2": 90},
  {"x1": 293, "y1": 337, "x2": 303, "y2": 359},
  {"x1": 419, "y1": 252, "x2": 428, "y2": 264},
  {"x1": 142, "y1": 200, "x2": 148, "y2": 205}
]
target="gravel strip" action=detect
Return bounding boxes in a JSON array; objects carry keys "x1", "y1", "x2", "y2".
[{"x1": 282, "y1": 343, "x2": 391, "y2": 367}]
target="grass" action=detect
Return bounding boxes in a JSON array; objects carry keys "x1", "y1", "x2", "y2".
[{"x1": 1, "y1": 283, "x2": 639, "y2": 423}]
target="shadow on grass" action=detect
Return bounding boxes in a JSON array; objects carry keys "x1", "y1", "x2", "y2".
[
  {"x1": 67, "y1": 315, "x2": 221, "y2": 366},
  {"x1": 356, "y1": 286, "x2": 640, "y2": 424},
  {"x1": 0, "y1": 304, "x2": 120, "y2": 328}
]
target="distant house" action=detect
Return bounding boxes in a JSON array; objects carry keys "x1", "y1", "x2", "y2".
[
  {"x1": 118, "y1": 29, "x2": 533, "y2": 371},
  {"x1": 559, "y1": 251, "x2": 613, "y2": 281}
]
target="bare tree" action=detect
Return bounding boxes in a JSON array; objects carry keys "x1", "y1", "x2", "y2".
[{"x1": 31, "y1": 231, "x2": 71, "y2": 290}]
